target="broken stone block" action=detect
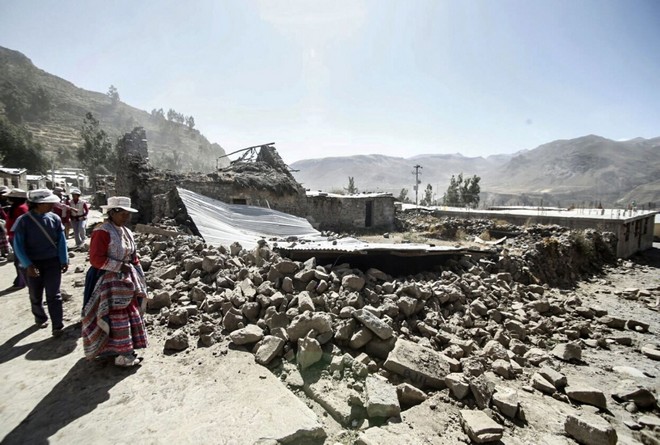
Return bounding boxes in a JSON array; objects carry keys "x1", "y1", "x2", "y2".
[
  {"x1": 281, "y1": 276, "x2": 294, "y2": 293},
  {"x1": 565, "y1": 412, "x2": 617, "y2": 445},
  {"x1": 491, "y1": 359, "x2": 514, "y2": 379},
  {"x1": 255, "y1": 335, "x2": 285, "y2": 366},
  {"x1": 524, "y1": 347, "x2": 550, "y2": 366},
  {"x1": 305, "y1": 376, "x2": 365, "y2": 426},
  {"x1": 352, "y1": 309, "x2": 393, "y2": 340},
  {"x1": 445, "y1": 373, "x2": 471, "y2": 400},
  {"x1": 396, "y1": 383, "x2": 427, "y2": 406},
  {"x1": 551, "y1": 342, "x2": 582, "y2": 362},
  {"x1": 148, "y1": 291, "x2": 172, "y2": 310},
  {"x1": 531, "y1": 373, "x2": 556, "y2": 394},
  {"x1": 297, "y1": 291, "x2": 315, "y2": 313},
  {"x1": 539, "y1": 366, "x2": 567, "y2": 389},
  {"x1": 365, "y1": 375, "x2": 401, "y2": 418},
  {"x1": 638, "y1": 415, "x2": 660, "y2": 428},
  {"x1": 460, "y1": 410, "x2": 504, "y2": 443},
  {"x1": 158, "y1": 265, "x2": 179, "y2": 280},
  {"x1": 598, "y1": 315, "x2": 626, "y2": 329},
  {"x1": 627, "y1": 319, "x2": 650, "y2": 333},
  {"x1": 342, "y1": 274, "x2": 365, "y2": 291},
  {"x1": 482, "y1": 340, "x2": 508, "y2": 361},
  {"x1": 504, "y1": 319, "x2": 527, "y2": 341},
  {"x1": 168, "y1": 308, "x2": 188, "y2": 327},
  {"x1": 287, "y1": 312, "x2": 333, "y2": 342},
  {"x1": 383, "y1": 339, "x2": 453, "y2": 389},
  {"x1": 297, "y1": 335, "x2": 323, "y2": 369},
  {"x1": 397, "y1": 296, "x2": 418, "y2": 317},
  {"x1": 565, "y1": 385, "x2": 607, "y2": 409},
  {"x1": 364, "y1": 336, "x2": 397, "y2": 360},
  {"x1": 492, "y1": 388, "x2": 520, "y2": 418},
  {"x1": 230, "y1": 324, "x2": 264, "y2": 345},
  {"x1": 349, "y1": 326, "x2": 374, "y2": 349},
  {"x1": 613, "y1": 383, "x2": 657, "y2": 409},
  {"x1": 164, "y1": 329, "x2": 189, "y2": 351},
  {"x1": 641, "y1": 344, "x2": 660, "y2": 361},
  {"x1": 469, "y1": 374, "x2": 495, "y2": 409},
  {"x1": 222, "y1": 307, "x2": 245, "y2": 332},
  {"x1": 275, "y1": 259, "x2": 299, "y2": 275}
]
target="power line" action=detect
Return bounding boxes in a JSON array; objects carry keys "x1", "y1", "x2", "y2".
[{"x1": 412, "y1": 164, "x2": 422, "y2": 205}]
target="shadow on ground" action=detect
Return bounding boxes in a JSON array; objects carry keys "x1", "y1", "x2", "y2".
[
  {"x1": 1, "y1": 358, "x2": 140, "y2": 445},
  {"x1": 0, "y1": 323, "x2": 80, "y2": 365}
]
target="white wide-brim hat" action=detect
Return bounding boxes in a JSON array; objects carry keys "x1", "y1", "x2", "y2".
[
  {"x1": 70, "y1": 188, "x2": 82, "y2": 195},
  {"x1": 5, "y1": 188, "x2": 27, "y2": 199},
  {"x1": 0, "y1": 185, "x2": 10, "y2": 195},
  {"x1": 28, "y1": 189, "x2": 61, "y2": 204},
  {"x1": 101, "y1": 196, "x2": 138, "y2": 213}
]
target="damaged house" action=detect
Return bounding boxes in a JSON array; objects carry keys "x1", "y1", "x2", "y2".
[{"x1": 114, "y1": 128, "x2": 396, "y2": 234}]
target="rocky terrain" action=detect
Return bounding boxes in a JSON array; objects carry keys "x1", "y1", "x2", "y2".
[
  {"x1": 1, "y1": 211, "x2": 658, "y2": 444},
  {"x1": 116, "y1": 215, "x2": 660, "y2": 444}
]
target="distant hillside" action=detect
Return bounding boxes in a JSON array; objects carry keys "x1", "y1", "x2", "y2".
[
  {"x1": 291, "y1": 136, "x2": 660, "y2": 208},
  {"x1": 0, "y1": 46, "x2": 228, "y2": 172},
  {"x1": 291, "y1": 153, "x2": 502, "y2": 196}
]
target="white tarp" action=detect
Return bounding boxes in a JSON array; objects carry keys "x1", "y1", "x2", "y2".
[{"x1": 177, "y1": 188, "x2": 321, "y2": 249}]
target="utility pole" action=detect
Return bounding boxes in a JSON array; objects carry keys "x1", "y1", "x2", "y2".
[{"x1": 412, "y1": 164, "x2": 422, "y2": 205}]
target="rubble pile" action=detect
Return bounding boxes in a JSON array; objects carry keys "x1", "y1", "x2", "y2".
[{"x1": 132, "y1": 221, "x2": 658, "y2": 443}]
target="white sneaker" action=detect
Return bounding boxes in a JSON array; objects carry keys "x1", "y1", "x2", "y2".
[{"x1": 114, "y1": 354, "x2": 142, "y2": 367}]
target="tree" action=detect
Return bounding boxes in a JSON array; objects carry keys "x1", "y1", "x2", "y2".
[
  {"x1": 442, "y1": 174, "x2": 461, "y2": 206},
  {"x1": 107, "y1": 85, "x2": 120, "y2": 104},
  {"x1": 397, "y1": 188, "x2": 410, "y2": 203},
  {"x1": 442, "y1": 173, "x2": 481, "y2": 207},
  {"x1": 0, "y1": 116, "x2": 48, "y2": 171},
  {"x1": 186, "y1": 115, "x2": 195, "y2": 130},
  {"x1": 461, "y1": 174, "x2": 481, "y2": 208},
  {"x1": 345, "y1": 177, "x2": 358, "y2": 194},
  {"x1": 420, "y1": 184, "x2": 434, "y2": 206},
  {"x1": 79, "y1": 112, "x2": 112, "y2": 191}
]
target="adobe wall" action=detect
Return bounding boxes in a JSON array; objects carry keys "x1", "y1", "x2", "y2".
[{"x1": 306, "y1": 195, "x2": 396, "y2": 232}]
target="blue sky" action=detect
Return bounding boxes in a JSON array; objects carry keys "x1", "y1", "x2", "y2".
[{"x1": 1, "y1": 0, "x2": 659, "y2": 163}]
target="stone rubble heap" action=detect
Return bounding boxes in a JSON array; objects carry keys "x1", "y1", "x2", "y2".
[{"x1": 130, "y1": 221, "x2": 658, "y2": 444}]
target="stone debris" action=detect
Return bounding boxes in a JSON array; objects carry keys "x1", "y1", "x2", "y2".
[
  {"x1": 365, "y1": 375, "x2": 401, "y2": 418},
  {"x1": 565, "y1": 385, "x2": 608, "y2": 410},
  {"x1": 129, "y1": 217, "x2": 658, "y2": 442},
  {"x1": 460, "y1": 409, "x2": 504, "y2": 443},
  {"x1": 564, "y1": 412, "x2": 618, "y2": 445}
]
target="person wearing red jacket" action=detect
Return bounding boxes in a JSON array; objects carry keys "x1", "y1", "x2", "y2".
[{"x1": 5, "y1": 188, "x2": 29, "y2": 289}]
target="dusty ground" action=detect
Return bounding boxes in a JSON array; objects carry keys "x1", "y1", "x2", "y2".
[{"x1": 1, "y1": 223, "x2": 659, "y2": 444}]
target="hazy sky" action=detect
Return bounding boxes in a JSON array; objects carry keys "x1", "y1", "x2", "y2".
[{"x1": 1, "y1": 0, "x2": 659, "y2": 163}]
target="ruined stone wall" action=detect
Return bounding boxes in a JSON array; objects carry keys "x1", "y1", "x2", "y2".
[
  {"x1": 171, "y1": 180, "x2": 304, "y2": 216},
  {"x1": 305, "y1": 196, "x2": 396, "y2": 232}
]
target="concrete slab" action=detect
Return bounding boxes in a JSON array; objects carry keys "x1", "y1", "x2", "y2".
[{"x1": 383, "y1": 339, "x2": 453, "y2": 389}]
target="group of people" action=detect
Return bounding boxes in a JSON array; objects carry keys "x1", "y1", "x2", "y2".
[{"x1": 0, "y1": 186, "x2": 148, "y2": 367}]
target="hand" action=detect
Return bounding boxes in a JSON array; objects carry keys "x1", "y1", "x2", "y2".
[
  {"x1": 27, "y1": 265, "x2": 40, "y2": 277},
  {"x1": 61, "y1": 264, "x2": 69, "y2": 273}
]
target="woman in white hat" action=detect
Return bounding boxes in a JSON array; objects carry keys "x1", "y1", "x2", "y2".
[
  {"x1": 81, "y1": 196, "x2": 148, "y2": 367},
  {"x1": 12, "y1": 189, "x2": 69, "y2": 335}
]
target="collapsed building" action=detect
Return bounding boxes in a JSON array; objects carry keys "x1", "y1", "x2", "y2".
[
  {"x1": 113, "y1": 128, "x2": 396, "y2": 235},
  {"x1": 106, "y1": 128, "x2": 659, "y2": 443}
]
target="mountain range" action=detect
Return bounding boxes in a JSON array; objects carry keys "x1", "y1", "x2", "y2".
[
  {"x1": 290, "y1": 135, "x2": 660, "y2": 208},
  {"x1": 1, "y1": 45, "x2": 657, "y2": 208}
]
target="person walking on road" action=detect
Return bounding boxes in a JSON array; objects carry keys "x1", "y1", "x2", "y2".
[
  {"x1": 81, "y1": 196, "x2": 147, "y2": 367},
  {"x1": 5, "y1": 188, "x2": 29, "y2": 289},
  {"x1": 12, "y1": 189, "x2": 69, "y2": 336},
  {"x1": 69, "y1": 188, "x2": 88, "y2": 248}
]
